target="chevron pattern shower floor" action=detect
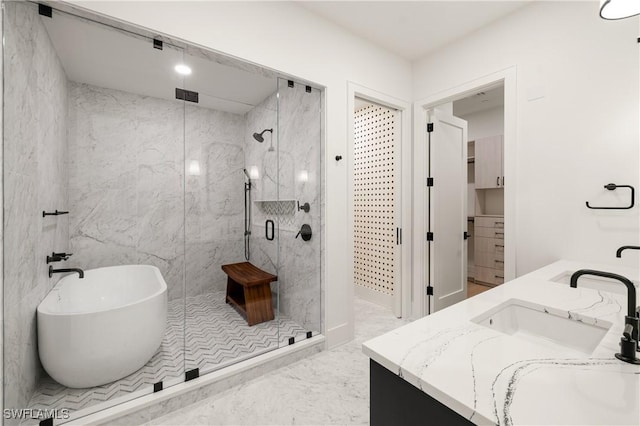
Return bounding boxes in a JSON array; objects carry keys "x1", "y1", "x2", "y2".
[{"x1": 25, "y1": 291, "x2": 309, "y2": 423}]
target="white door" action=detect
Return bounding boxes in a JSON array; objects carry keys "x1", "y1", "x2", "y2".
[{"x1": 427, "y1": 110, "x2": 468, "y2": 313}]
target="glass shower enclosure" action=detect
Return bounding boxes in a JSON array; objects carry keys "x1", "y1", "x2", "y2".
[{"x1": 2, "y1": 2, "x2": 322, "y2": 424}]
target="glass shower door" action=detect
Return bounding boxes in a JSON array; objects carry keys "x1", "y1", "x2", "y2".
[
  {"x1": 182, "y1": 51, "x2": 281, "y2": 377},
  {"x1": 275, "y1": 78, "x2": 322, "y2": 346}
]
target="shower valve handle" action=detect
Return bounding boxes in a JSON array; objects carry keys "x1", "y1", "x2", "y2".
[{"x1": 295, "y1": 224, "x2": 312, "y2": 241}]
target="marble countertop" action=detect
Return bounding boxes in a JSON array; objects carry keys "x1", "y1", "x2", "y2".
[{"x1": 363, "y1": 260, "x2": 640, "y2": 425}]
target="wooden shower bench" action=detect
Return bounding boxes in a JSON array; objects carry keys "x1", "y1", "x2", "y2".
[{"x1": 222, "y1": 262, "x2": 277, "y2": 326}]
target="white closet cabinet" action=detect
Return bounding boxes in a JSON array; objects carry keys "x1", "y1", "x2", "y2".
[
  {"x1": 474, "y1": 215, "x2": 504, "y2": 285},
  {"x1": 475, "y1": 135, "x2": 503, "y2": 189}
]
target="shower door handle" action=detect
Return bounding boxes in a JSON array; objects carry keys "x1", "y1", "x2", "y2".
[{"x1": 265, "y1": 220, "x2": 274, "y2": 241}]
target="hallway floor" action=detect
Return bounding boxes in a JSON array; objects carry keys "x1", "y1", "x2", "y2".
[
  {"x1": 144, "y1": 297, "x2": 409, "y2": 425},
  {"x1": 467, "y1": 280, "x2": 492, "y2": 298}
]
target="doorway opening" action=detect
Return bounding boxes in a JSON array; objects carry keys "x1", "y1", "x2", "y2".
[
  {"x1": 451, "y1": 85, "x2": 506, "y2": 299},
  {"x1": 412, "y1": 68, "x2": 515, "y2": 318},
  {"x1": 353, "y1": 97, "x2": 402, "y2": 316}
]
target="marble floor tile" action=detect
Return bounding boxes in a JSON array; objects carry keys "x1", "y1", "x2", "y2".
[
  {"x1": 25, "y1": 292, "x2": 307, "y2": 424},
  {"x1": 144, "y1": 297, "x2": 409, "y2": 426}
]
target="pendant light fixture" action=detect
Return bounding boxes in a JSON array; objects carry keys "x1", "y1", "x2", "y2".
[{"x1": 600, "y1": 0, "x2": 640, "y2": 20}]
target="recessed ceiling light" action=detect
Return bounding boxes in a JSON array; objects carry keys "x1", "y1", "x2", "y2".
[{"x1": 174, "y1": 64, "x2": 192, "y2": 75}]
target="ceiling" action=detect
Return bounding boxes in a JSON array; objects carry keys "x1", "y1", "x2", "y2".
[
  {"x1": 43, "y1": 2, "x2": 529, "y2": 114},
  {"x1": 43, "y1": 11, "x2": 277, "y2": 114},
  {"x1": 453, "y1": 85, "x2": 504, "y2": 116},
  {"x1": 300, "y1": 1, "x2": 532, "y2": 60}
]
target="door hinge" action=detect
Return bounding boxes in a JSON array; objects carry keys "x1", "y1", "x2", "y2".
[
  {"x1": 426, "y1": 286, "x2": 434, "y2": 296},
  {"x1": 396, "y1": 227, "x2": 402, "y2": 245},
  {"x1": 426, "y1": 232, "x2": 433, "y2": 241},
  {"x1": 153, "y1": 39, "x2": 163, "y2": 50},
  {"x1": 427, "y1": 123, "x2": 434, "y2": 133},
  {"x1": 426, "y1": 177, "x2": 434, "y2": 187},
  {"x1": 464, "y1": 231, "x2": 469, "y2": 240}
]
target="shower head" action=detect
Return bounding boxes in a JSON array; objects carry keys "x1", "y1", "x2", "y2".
[
  {"x1": 243, "y1": 168, "x2": 251, "y2": 180},
  {"x1": 252, "y1": 128, "x2": 273, "y2": 143}
]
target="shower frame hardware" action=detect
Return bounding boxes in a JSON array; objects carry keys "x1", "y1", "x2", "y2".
[
  {"x1": 297, "y1": 201, "x2": 310, "y2": 213},
  {"x1": 42, "y1": 209, "x2": 69, "y2": 217},
  {"x1": 185, "y1": 368, "x2": 199, "y2": 382},
  {"x1": 585, "y1": 183, "x2": 635, "y2": 210}
]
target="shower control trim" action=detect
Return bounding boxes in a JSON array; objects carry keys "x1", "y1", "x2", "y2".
[
  {"x1": 295, "y1": 224, "x2": 312, "y2": 241},
  {"x1": 298, "y1": 201, "x2": 310, "y2": 213}
]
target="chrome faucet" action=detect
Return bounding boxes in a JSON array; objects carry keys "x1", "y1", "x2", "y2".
[
  {"x1": 48, "y1": 265, "x2": 84, "y2": 279},
  {"x1": 616, "y1": 245, "x2": 640, "y2": 258},
  {"x1": 570, "y1": 269, "x2": 640, "y2": 364}
]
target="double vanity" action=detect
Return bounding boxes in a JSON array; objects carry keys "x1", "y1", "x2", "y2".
[{"x1": 363, "y1": 260, "x2": 640, "y2": 425}]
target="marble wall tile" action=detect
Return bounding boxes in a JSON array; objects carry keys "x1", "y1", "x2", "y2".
[
  {"x1": 244, "y1": 93, "x2": 280, "y2": 291},
  {"x1": 184, "y1": 104, "x2": 245, "y2": 296},
  {"x1": 3, "y1": 1, "x2": 69, "y2": 411},
  {"x1": 68, "y1": 83, "x2": 246, "y2": 301},
  {"x1": 68, "y1": 84, "x2": 182, "y2": 300}
]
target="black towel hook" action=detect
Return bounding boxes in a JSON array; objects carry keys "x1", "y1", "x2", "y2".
[{"x1": 586, "y1": 183, "x2": 635, "y2": 210}]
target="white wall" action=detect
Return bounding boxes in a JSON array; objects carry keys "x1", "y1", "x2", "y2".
[
  {"x1": 69, "y1": 0, "x2": 413, "y2": 346},
  {"x1": 414, "y1": 2, "x2": 640, "y2": 276},
  {"x1": 459, "y1": 106, "x2": 504, "y2": 142}
]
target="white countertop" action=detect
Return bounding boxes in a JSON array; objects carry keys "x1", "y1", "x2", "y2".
[{"x1": 363, "y1": 260, "x2": 640, "y2": 425}]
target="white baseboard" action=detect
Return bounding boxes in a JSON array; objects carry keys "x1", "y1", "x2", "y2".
[
  {"x1": 326, "y1": 322, "x2": 352, "y2": 348},
  {"x1": 354, "y1": 285, "x2": 393, "y2": 311}
]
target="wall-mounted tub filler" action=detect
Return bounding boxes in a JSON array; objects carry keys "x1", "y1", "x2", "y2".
[
  {"x1": 49, "y1": 265, "x2": 84, "y2": 279},
  {"x1": 570, "y1": 269, "x2": 640, "y2": 364}
]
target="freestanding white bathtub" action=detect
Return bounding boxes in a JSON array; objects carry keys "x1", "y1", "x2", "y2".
[{"x1": 37, "y1": 265, "x2": 167, "y2": 388}]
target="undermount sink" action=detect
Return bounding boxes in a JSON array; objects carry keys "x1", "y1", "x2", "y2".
[
  {"x1": 471, "y1": 299, "x2": 612, "y2": 355},
  {"x1": 550, "y1": 271, "x2": 638, "y2": 295}
]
